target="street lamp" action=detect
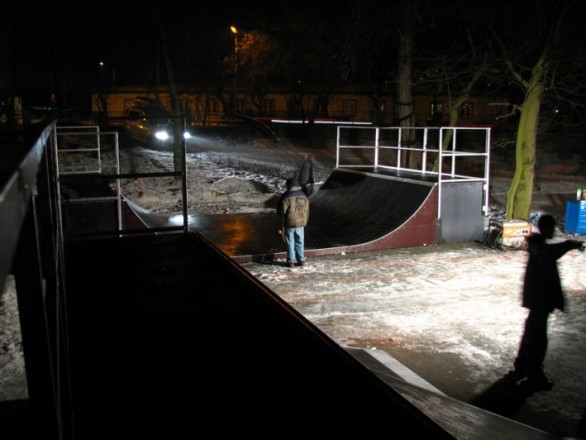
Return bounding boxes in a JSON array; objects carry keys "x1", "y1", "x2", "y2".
[
  {"x1": 230, "y1": 26, "x2": 238, "y2": 105},
  {"x1": 98, "y1": 60, "x2": 115, "y2": 88}
]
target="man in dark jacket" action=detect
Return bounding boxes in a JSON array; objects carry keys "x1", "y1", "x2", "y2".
[
  {"x1": 277, "y1": 177, "x2": 310, "y2": 267},
  {"x1": 297, "y1": 153, "x2": 315, "y2": 196},
  {"x1": 507, "y1": 214, "x2": 583, "y2": 390}
]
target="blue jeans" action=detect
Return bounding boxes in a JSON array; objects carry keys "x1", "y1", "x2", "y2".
[{"x1": 284, "y1": 227, "x2": 305, "y2": 263}]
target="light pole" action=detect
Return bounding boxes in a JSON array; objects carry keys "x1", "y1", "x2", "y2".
[{"x1": 230, "y1": 26, "x2": 238, "y2": 107}]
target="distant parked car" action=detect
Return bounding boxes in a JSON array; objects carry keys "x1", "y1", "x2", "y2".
[{"x1": 123, "y1": 99, "x2": 191, "y2": 147}]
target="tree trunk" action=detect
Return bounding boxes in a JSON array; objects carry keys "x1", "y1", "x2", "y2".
[
  {"x1": 505, "y1": 57, "x2": 546, "y2": 220},
  {"x1": 157, "y1": 22, "x2": 184, "y2": 177},
  {"x1": 150, "y1": 7, "x2": 184, "y2": 177},
  {"x1": 396, "y1": 0, "x2": 417, "y2": 169}
]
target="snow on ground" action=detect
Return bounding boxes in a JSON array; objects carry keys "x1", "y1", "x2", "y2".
[
  {"x1": 0, "y1": 275, "x2": 27, "y2": 401},
  {"x1": 111, "y1": 147, "x2": 285, "y2": 215},
  {"x1": 241, "y1": 240, "x2": 586, "y2": 436}
]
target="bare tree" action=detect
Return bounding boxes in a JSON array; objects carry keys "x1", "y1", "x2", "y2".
[
  {"x1": 408, "y1": 1, "x2": 586, "y2": 220},
  {"x1": 491, "y1": 1, "x2": 586, "y2": 220},
  {"x1": 395, "y1": 0, "x2": 418, "y2": 168},
  {"x1": 420, "y1": 33, "x2": 493, "y2": 172}
]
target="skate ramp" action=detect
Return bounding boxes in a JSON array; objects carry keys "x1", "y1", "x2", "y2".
[
  {"x1": 304, "y1": 167, "x2": 437, "y2": 253},
  {"x1": 127, "y1": 167, "x2": 438, "y2": 263}
]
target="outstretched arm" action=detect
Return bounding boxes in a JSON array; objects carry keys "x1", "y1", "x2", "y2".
[{"x1": 550, "y1": 240, "x2": 584, "y2": 260}]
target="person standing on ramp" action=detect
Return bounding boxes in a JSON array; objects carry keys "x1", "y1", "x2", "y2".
[
  {"x1": 277, "y1": 177, "x2": 310, "y2": 268},
  {"x1": 297, "y1": 152, "x2": 315, "y2": 196}
]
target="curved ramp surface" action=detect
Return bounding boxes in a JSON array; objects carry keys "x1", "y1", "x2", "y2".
[
  {"x1": 128, "y1": 168, "x2": 438, "y2": 262},
  {"x1": 306, "y1": 168, "x2": 437, "y2": 252}
]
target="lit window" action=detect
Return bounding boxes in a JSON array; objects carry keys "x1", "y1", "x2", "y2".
[
  {"x1": 460, "y1": 102, "x2": 473, "y2": 118},
  {"x1": 372, "y1": 99, "x2": 386, "y2": 112},
  {"x1": 261, "y1": 99, "x2": 275, "y2": 114},
  {"x1": 235, "y1": 99, "x2": 246, "y2": 113},
  {"x1": 343, "y1": 100, "x2": 356, "y2": 116},
  {"x1": 430, "y1": 102, "x2": 443, "y2": 116},
  {"x1": 205, "y1": 99, "x2": 218, "y2": 114},
  {"x1": 287, "y1": 99, "x2": 301, "y2": 117}
]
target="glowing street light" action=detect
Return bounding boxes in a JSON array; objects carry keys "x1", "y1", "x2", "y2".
[{"x1": 98, "y1": 60, "x2": 115, "y2": 88}]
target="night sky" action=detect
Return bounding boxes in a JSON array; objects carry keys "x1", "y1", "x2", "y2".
[
  {"x1": 0, "y1": 0, "x2": 320, "y2": 88},
  {"x1": 1, "y1": 1, "x2": 260, "y2": 104},
  {"x1": 2, "y1": 0, "x2": 586, "y2": 114}
]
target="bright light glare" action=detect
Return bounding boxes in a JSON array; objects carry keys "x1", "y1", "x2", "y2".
[
  {"x1": 154, "y1": 130, "x2": 170, "y2": 141},
  {"x1": 152, "y1": 130, "x2": 190, "y2": 141},
  {"x1": 169, "y1": 215, "x2": 185, "y2": 226}
]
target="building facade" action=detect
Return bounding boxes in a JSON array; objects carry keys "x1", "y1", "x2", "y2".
[{"x1": 92, "y1": 85, "x2": 509, "y2": 128}]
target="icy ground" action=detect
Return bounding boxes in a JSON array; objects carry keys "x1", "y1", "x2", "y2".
[
  {"x1": 99, "y1": 147, "x2": 287, "y2": 215},
  {"x1": 241, "y1": 240, "x2": 586, "y2": 437}
]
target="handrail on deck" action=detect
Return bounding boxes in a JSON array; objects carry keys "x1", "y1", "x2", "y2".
[
  {"x1": 335, "y1": 125, "x2": 491, "y2": 218},
  {"x1": 56, "y1": 125, "x2": 189, "y2": 236}
]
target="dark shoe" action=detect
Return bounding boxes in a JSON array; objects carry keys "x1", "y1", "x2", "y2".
[
  {"x1": 525, "y1": 373, "x2": 554, "y2": 391},
  {"x1": 297, "y1": 260, "x2": 306, "y2": 266},
  {"x1": 286, "y1": 261, "x2": 294, "y2": 268},
  {"x1": 502, "y1": 369, "x2": 526, "y2": 384},
  {"x1": 523, "y1": 379, "x2": 553, "y2": 392}
]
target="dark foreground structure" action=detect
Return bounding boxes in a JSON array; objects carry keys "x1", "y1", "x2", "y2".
[{"x1": 0, "y1": 121, "x2": 564, "y2": 439}]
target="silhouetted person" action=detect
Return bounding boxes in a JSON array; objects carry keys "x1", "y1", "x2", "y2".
[
  {"x1": 277, "y1": 177, "x2": 310, "y2": 268},
  {"x1": 506, "y1": 214, "x2": 583, "y2": 390},
  {"x1": 297, "y1": 152, "x2": 315, "y2": 196}
]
